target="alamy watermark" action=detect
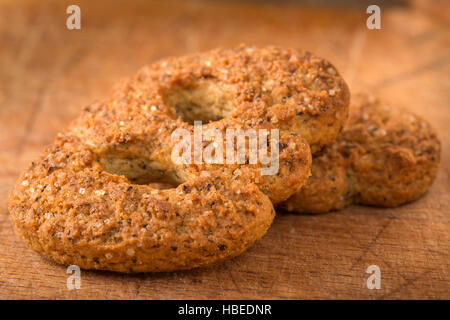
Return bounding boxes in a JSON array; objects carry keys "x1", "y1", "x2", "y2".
[
  {"x1": 171, "y1": 121, "x2": 280, "y2": 175},
  {"x1": 366, "y1": 5, "x2": 381, "y2": 30},
  {"x1": 66, "y1": 5, "x2": 81, "y2": 30},
  {"x1": 66, "y1": 265, "x2": 81, "y2": 290},
  {"x1": 366, "y1": 265, "x2": 381, "y2": 289}
]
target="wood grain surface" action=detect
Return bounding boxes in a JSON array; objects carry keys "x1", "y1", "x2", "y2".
[{"x1": 0, "y1": 0, "x2": 448, "y2": 299}]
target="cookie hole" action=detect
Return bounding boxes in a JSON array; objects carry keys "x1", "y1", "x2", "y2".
[
  {"x1": 162, "y1": 79, "x2": 234, "y2": 125},
  {"x1": 98, "y1": 152, "x2": 184, "y2": 188},
  {"x1": 147, "y1": 182, "x2": 179, "y2": 190}
]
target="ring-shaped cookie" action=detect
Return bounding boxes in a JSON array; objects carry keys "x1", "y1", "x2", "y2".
[
  {"x1": 9, "y1": 46, "x2": 349, "y2": 272},
  {"x1": 280, "y1": 92, "x2": 441, "y2": 213}
]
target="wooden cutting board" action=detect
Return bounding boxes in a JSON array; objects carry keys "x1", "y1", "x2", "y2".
[{"x1": 0, "y1": 0, "x2": 448, "y2": 299}]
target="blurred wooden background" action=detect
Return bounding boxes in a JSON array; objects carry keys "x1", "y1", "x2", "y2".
[{"x1": 0, "y1": 0, "x2": 448, "y2": 299}]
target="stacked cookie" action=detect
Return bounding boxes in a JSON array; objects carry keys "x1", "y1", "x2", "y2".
[
  {"x1": 9, "y1": 46, "x2": 440, "y2": 272},
  {"x1": 280, "y1": 92, "x2": 440, "y2": 213}
]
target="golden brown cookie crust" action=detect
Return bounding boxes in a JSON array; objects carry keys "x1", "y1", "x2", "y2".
[
  {"x1": 280, "y1": 92, "x2": 441, "y2": 213},
  {"x1": 67, "y1": 45, "x2": 350, "y2": 203},
  {"x1": 9, "y1": 46, "x2": 349, "y2": 272},
  {"x1": 9, "y1": 134, "x2": 275, "y2": 273},
  {"x1": 142, "y1": 45, "x2": 350, "y2": 153}
]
